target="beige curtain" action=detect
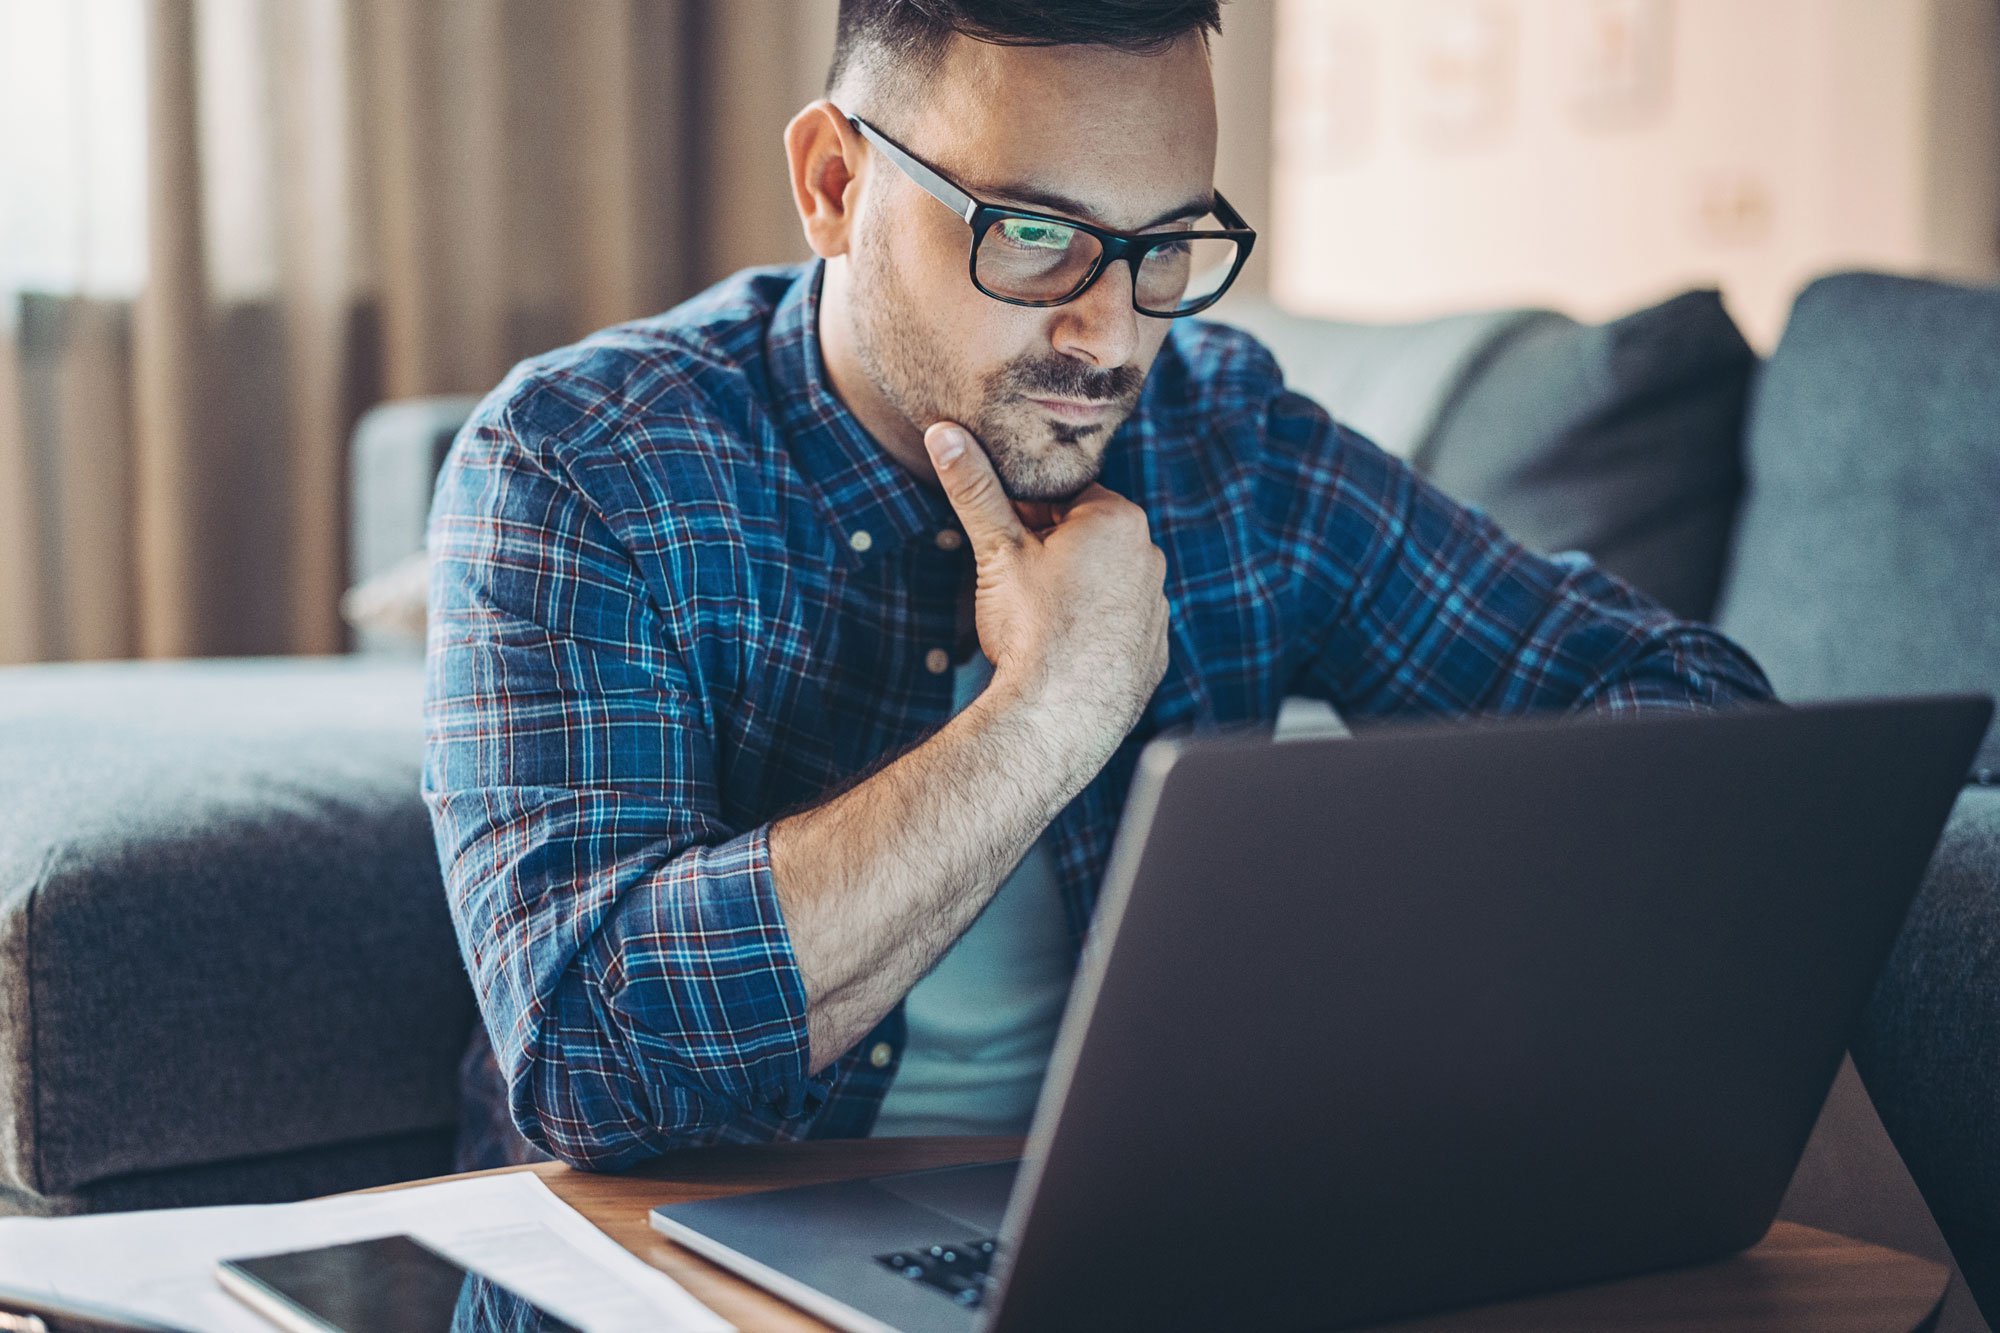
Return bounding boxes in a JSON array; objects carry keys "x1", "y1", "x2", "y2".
[{"x1": 0, "y1": 0, "x2": 836, "y2": 663}]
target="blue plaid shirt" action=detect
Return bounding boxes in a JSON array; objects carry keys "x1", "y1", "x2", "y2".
[{"x1": 424, "y1": 260, "x2": 1771, "y2": 1171}]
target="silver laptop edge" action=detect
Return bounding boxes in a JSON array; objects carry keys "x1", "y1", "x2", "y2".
[{"x1": 649, "y1": 1212, "x2": 900, "y2": 1333}]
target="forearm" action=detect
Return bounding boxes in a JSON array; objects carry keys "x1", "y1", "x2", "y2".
[
  {"x1": 771, "y1": 674, "x2": 1110, "y2": 1072},
  {"x1": 1297, "y1": 436, "x2": 1772, "y2": 717},
  {"x1": 1508, "y1": 552, "x2": 1773, "y2": 713}
]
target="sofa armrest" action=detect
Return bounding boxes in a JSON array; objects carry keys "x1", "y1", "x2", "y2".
[
  {"x1": 1851, "y1": 785, "x2": 2000, "y2": 1326},
  {"x1": 0, "y1": 658, "x2": 475, "y2": 1204}
]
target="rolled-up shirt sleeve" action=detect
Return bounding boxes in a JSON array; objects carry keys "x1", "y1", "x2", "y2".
[
  {"x1": 423, "y1": 400, "x2": 828, "y2": 1170},
  {"x1": 1261, "y1": 387, "x2": 1774, "y2": 717}
]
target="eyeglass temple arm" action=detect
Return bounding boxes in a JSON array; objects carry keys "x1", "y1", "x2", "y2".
[
  {"x1": 843, "y1": 113, "x2": 978, "y2": 224},
  {"x1": 1211, "y1": 190, "x2": 1250, "y2": 232}
]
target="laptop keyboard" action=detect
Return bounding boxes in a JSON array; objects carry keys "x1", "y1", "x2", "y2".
[{"x1": 875, "y1": 1238, "x2": 998, "y2": 1308}]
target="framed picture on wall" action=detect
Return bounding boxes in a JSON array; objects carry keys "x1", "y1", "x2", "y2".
[
  {"x1": 1405, "y1": 0, "x2": 1515, "y2": 152},
  {"x1": 1565, "y1": 0, "x2": 1674, "y2": 129},
  {"x1": 1275, "y1": 4, "x2": 1379, "y2": 171}
]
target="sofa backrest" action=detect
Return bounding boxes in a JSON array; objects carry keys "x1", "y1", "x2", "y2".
[
  {"x1": 347, "y1": 396, "x2": 478, "y2": 655},
  {"x1": 349, "y1": 396, "x2": 481, "y2": 589},
  {"x1": 1714, "y1": 272, "x2": 2000, "y2": 769},
  {"x1": 1208, "y1": 298, "x2": 1544, "y2": 460}
]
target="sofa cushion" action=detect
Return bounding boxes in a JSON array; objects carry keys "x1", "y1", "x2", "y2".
[
  {"x1": 1419, "y1": 290, "x2": 1756, "y2": 622},
  {"x1": 1716, "y1": 272, "x2": 2000, "y2": 771},
  {"x1": 0, "y1": 657, "x2": 474, "y2": 1202},
  {"x1": 1209, "y1": 298, "x2": 1545, "y2": 460}
]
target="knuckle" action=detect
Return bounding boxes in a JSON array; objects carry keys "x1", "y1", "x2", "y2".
[
  {"x1": 955, "y1": 481, "x2": 1009, "y2": 531},
  {"x1": 956, "y1": 467, "x2": 996, "y2": 504}
]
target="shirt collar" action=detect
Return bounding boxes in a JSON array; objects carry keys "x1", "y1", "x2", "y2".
[{"x1": 768, "y1": 259, "x2": 960, "y2": 568}]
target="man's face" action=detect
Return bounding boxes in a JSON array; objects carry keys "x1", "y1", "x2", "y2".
[{"x1": 844, "y1": 34, "x2": 1219, "y2": 502}]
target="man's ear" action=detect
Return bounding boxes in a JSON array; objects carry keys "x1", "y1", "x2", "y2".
[{"x1": 786, "y1": 100, "x2": 865, "y2": 259}]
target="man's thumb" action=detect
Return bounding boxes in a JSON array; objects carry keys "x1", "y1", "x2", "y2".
[{"x1": 924, "y1": 422, "x2": 1027, "y2": 550}]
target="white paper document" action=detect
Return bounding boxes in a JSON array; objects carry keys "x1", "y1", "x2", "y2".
[{"x1": 0, "y1": 1171, "x2": 733, "y2": 1333}]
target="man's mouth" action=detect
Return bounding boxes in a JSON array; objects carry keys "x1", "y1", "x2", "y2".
[{"x1": 1026, "y1": 396, "x2": 1117, "y2": 422}]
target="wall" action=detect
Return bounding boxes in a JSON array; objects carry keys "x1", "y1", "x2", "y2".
[{"x1": 1271, "y1": 0, "x2": 2000, "y2": 347}]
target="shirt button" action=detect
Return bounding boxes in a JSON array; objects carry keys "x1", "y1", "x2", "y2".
[
  {"x1": 934, "y1": 528, "x2": 963, "y2": 552},
  {"x1": 924, "y1": 647, "x2": 951, "y2": 675},
  {"x1": 869, "y1": 1041, "x2": 894, "y2": 1069},
  {"x1": 848, "y1": 529, "x2": 873, "y2": 553}
]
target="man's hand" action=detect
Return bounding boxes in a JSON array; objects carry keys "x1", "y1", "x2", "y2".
[{"x1": 923, "y1": 421, "x2": 1170, "y2": 762}]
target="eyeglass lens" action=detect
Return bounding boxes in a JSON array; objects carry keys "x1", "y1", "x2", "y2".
[{"x1": 973, "y1": 217, "x2": 1240, "y2": 313}]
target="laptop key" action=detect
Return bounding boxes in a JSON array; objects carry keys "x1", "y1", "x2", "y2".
[{"x1": 874, "y1": 1238, "x2": 1000, "y2": 1308}]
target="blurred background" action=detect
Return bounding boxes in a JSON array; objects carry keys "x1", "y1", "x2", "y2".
[{"x1": 1, "y1": 0, "x2": 1995, "y2": 666}]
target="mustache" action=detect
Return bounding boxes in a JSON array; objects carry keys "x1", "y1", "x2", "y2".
[{"x1": 996, "y1": 356, "x2": 1146, "y2": 406}]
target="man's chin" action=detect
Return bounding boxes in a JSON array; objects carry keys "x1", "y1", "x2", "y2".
[
  {"x1": 1000, "y1": 478, "x2": 1090, "y2": 504},
  {"x1": 994, "y1": 449, "x2": 1103, "y2": 503},
  {"x1": 980, "y1": 411, "x2": 1120, "y2": 501}
]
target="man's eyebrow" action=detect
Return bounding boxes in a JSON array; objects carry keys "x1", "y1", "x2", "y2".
[{"x1": 970, "y1": 180, "x2": 1215, "y2": 232}]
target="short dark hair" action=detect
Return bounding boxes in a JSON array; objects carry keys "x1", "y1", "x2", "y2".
[{"x1": 826, "y1": 0, "x2": 1224, "y2": 104}]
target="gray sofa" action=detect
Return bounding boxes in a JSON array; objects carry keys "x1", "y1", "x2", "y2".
[{"x1": 2, "y1": 272, "x2": 1994, "y2": 1328}]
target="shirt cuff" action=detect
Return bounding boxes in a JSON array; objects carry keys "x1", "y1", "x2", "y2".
[{"x1": 597, "y1": 820, "x2": 824, "y2": 1122}]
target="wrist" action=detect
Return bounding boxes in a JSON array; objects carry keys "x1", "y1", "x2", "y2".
[{"x1": 980, "y1": 662, "x2": 1131, "y2": 777}]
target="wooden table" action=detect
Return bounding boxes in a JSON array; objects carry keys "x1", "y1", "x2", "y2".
[{"x1": 378, "y1": 1137, "x2": 1948, "y2": 1331}]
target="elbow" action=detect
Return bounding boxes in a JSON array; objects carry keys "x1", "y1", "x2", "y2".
[
  {"x1": 1586, "y1": 626, "x2": 1777, "y2": 714},
  {"x1": 1654, "y1": 621, "x2": 1776, "y2": 707},
  {"x1": 509, "y1": 1038, "x2": 731, "y2": 1171},
  {"x1": 501, "y1": 981, "x2": 739, "y2": 1169}
]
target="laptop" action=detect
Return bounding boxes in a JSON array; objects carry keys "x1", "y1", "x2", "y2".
[{"x1": 651, "y1": 694, "x2": 1991, "y2": 1332}]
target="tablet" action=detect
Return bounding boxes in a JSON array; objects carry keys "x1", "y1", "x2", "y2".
[{"x1": 216, "y1": 1233, "x2": 581, "y2": 1333}]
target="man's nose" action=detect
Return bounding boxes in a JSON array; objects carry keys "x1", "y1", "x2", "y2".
[{"x1": 1049, "y1": 258, "x2": 1141, "y2": 370}]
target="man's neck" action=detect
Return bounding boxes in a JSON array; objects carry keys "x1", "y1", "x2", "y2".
[{"x1": 816, "y1": 258, "x2": 941, "y2": 490}]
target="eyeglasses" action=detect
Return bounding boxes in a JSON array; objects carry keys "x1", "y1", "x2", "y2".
[{"x1": 843, "y1": 112, "x2": 1256, "y2": 319}]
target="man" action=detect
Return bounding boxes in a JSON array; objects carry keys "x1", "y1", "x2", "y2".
[{"x1": 424, "y1": 0, "x2": 1771, "y2": 1173}]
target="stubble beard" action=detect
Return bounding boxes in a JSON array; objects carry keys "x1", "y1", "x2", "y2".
[{"x1": 848, "y1": 228, "x2": 1145, "y2": 503}]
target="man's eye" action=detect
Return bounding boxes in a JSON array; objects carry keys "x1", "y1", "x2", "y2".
[{"x1": 998, "y1": 219, "x2": 1074, "y2": 250}]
